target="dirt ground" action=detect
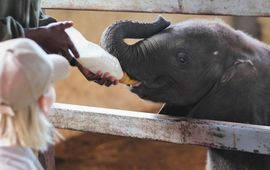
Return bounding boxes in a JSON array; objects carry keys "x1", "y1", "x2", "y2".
[
  {"x1": 55, "y1": 131, "x2": 207, "y2": 170},
  {"x1": 45, "y1": 10, "x2": 270, "y2": 170}
]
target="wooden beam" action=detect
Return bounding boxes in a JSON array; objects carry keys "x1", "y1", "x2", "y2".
[
  {"x1": 41, "y1": 0, "x2": 270, "y2": 16},
  {"x1": 49, "y1": 103, "x2": 270, "y2": 155}
]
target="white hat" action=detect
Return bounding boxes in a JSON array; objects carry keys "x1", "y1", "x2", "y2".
[{"x1": 0, "y1": 38, "x2": 70, "y2": 113}]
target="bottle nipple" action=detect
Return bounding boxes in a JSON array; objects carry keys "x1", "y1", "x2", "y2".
[{"x1": 119, "y1": 72, "x2": 138, "y2": 85}]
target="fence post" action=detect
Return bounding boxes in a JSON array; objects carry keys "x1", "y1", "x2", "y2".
[{"x1": 38, "y1": 145, "x2": 55, "y2": 170}]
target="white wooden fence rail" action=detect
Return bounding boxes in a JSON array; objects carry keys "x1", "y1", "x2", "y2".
[
  {"x1": 50, "y1": 103, "x2": 270, "y2": 155},
  {"x1": 41, "y1": 0, "x2": 270, "y2": 16}
]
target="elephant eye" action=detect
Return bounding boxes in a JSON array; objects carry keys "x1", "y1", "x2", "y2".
[{"x1": 176, "y1": 52, "x2": 188, "y2": 64}]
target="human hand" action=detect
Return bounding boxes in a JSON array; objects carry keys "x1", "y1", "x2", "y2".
[
  {"x1": 25, "y1": 21, "x2": 79, "y2": 63},
  {"x1": 76, "y1": 62, "x2": 118, "y2": 87}
]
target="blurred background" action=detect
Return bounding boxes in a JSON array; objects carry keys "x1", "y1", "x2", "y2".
[{"x1": 45, "y1": 10, "x2": 270, "y2": 170}]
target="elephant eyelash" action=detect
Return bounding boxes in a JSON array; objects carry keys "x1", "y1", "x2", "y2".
[
  {"x1": 176, "y1": 52, "x2": 189, "y2": 66},
  {"x1": 178, "y1": 56, "x2": 188, "y2": 64}
]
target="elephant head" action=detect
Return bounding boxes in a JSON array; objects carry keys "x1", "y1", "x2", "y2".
[
  {"x1": 101, "y1": 16, "x2": 270, "y2": 170},
  {"x1": 101, "y1": 16, "x2": 270, "y2": 124}
]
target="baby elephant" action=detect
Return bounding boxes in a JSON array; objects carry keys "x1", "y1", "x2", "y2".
[{"x1": 101, "y1": 16, "x2": 270, "y2": 170}]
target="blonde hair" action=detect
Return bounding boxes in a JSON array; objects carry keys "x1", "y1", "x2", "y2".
[{"x1": 0, "y1": 103, "x2": 62, "y2": 152}]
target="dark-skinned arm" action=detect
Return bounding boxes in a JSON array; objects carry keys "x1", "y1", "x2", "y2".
[
  {"x1": 25, "y1": 21, "x2": 118, "y2": 86},
  {"x1": 38, "y1": 11, "x2": 118, "y2": 86},
  {"x1": 25, "y1": 21, "x2": 79, "y2": 61}
]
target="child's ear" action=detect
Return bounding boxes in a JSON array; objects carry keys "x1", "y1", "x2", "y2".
[{"x1": 38, "y1": 95, "x2": 49, "y2": 116}]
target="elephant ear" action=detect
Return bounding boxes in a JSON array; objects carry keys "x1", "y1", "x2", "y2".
[
  {"x1": 220, "y1": 59, "x2": 257, "y2": 84},
  {"x1": 189, "y1": 59, "x2": 259, "y2": 123}
]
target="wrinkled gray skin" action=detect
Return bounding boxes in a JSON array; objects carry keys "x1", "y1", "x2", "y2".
[{"x1": 101, "y1": 16, "x2": 270, "y2": 170}]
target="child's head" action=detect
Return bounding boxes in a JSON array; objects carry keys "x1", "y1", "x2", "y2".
[{"x1": 0, "y1": 38, "x2": 70, "y2": 151}]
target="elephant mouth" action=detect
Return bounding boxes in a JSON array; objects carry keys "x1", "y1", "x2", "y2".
[
  {"x1": 128, "y1": 81, "x2": 142, "y2": 91},
  {"x1": 129, "y1": 82, "x2": 163, "y2": 102},
  {"x1": 130, "y1": 81, "x2": 142, "y2": 87}
]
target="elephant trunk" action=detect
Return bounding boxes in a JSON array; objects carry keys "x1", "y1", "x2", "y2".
[{"x1": 101, "y1": 16, "x2": 170, "y2": 79}]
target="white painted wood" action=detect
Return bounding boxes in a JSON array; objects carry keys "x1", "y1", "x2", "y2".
[
  {"x1": 41, "y1": 0, "x2": 270, "y2": 16},
  {"x1": 49, "y1": 103, "x2": 270, "y2": 155}
]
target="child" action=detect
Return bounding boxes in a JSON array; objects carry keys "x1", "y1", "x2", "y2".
[{"x1": 0, "y1": 38, "x2": 70, "y2": 170}]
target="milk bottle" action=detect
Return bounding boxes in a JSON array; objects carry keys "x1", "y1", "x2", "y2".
[{"x1": 65, "y1": 27, "x2": 137, "y2": 85}]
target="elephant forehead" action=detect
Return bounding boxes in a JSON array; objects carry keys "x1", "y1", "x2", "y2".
[
  {"x1": 174, "y1": 19, "x2": 227, "y2": 30},
  {"x1": 150, "y1": 32, "x2": 185, "y2": 49}
]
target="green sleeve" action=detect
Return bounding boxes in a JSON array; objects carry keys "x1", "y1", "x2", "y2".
[
  {"x1": 38, "y1": 9, "x2": 57, "y2": 26},
  {"x1": 0, "y1": 16, "x2": 25, "y2": 41}
]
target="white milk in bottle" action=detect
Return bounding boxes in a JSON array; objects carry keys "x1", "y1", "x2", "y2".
[{"x1": 65, "y1": 27, "x2": 137, "y2": 85}]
